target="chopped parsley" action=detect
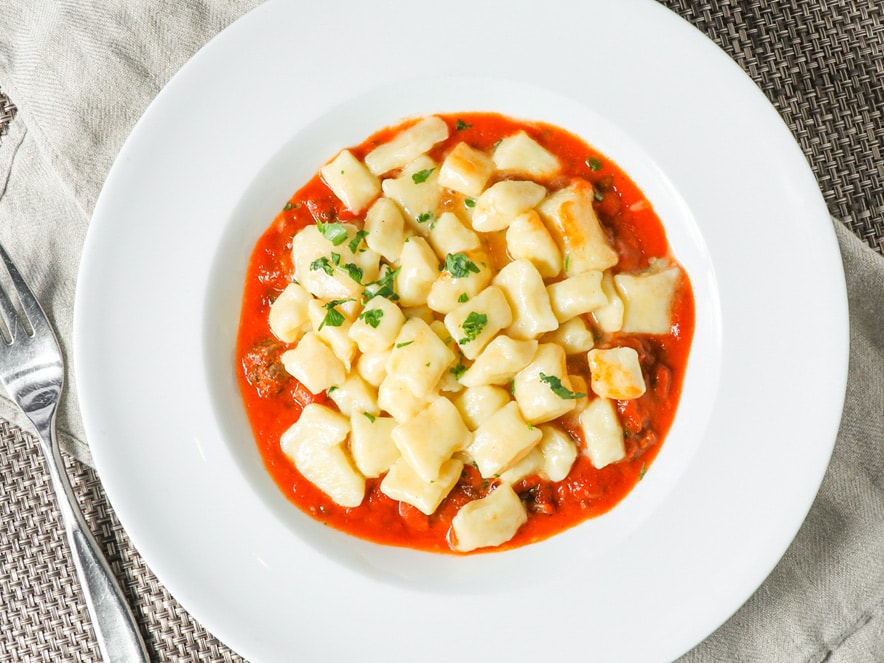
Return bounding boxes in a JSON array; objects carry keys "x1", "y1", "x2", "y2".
[
  {"x1": 464, "y1": 198, "x2": 476, "y2": 208},
  {"x1": 450, "y1": 360, "x2": 467, "y2": 379},
  {"x1": 586, "y1": 156, "x2": 604, "y2": 171},
  {"x1": 639, "y1": 462, "x2": 647, "y2": 480},
  {"x1": 309, "y1": 256, "x2": 335, "y2": 276},
  {"x1": 563, "y1": 253, "x2": 571, "y2": 273},
  {"x1": 318, "y1": 298, "x2": 354, "y2": 330},
  {"x1": 341, "y1": 262, "x2": 363, "y2": 284},
  {"x1": 362, "y1": 266, "x2": 400, "y2": 302},
  {"x1": 358, "y1": 307, "x2": 384, "y2": 328},
  {"x1": 417, "y1": 211, "x2": 434, "y2": 224},
  {"x1": 456, "y1": 119, "x2": 473, "y2": 130},
  {"x1": 348, "y1": 229, "x2": 369, "y2": 253},
  {"x1": 411, "y1": 168, "x2": 435, "y2": 184},
  {"x1": 283, "y1": 201, "x2": 293, "y2": 211},
  {"x1": 444, "y1": 252, "x2": 480, "y2": 278},
  {"x1": 363, "y1": 411, "x2": 376, "y2": 423},
  {"x1": 538, "y1": 372, "x2": 586, "y2": 400},
  {"x1": 310, "y1": 253, "x2": 361, "y2": 283},
  {"x1": 457, "y1": 293, "x2": 469, "y2": 303},
  {"x1": 458, "y1": 311, "x2": 487, "y2": 345},
  {"x1": 395, "y1": 340, "x2": 414, "y2": 349},
  {"x1": 317, "y1": 220, "x2": 349, "y2": 246}
]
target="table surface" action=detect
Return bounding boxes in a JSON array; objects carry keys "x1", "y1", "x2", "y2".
[{"x1": 1, "y1": 1, "x2": 882, "y2": 661}]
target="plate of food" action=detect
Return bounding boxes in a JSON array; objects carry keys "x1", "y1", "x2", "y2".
[{"x1": 74, "y1": 0, "x2": 848, "y2": 661}]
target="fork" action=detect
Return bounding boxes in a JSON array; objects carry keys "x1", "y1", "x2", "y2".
[{"x1": 0, "y1": 245, "x2": 150, "y2": 663}]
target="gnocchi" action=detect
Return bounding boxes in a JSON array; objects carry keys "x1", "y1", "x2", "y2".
[{"x1": 237, "y1": 112, "x2": 694, "y2": 554}]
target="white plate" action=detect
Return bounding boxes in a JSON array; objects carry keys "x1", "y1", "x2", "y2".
[{"x1": 74, "y1": 1, "x2": 848, "y2": 661}]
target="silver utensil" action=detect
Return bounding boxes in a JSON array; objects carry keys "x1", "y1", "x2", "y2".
[{"x1": 0, "y1": 244, "x2": 150, "y2": 662}]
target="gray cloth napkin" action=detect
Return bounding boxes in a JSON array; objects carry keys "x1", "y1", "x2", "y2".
[
  {"x1": 678, "y1": 222, "x2": 884, "y2": 662},
  {"x1": 0, "y1": 0, "x2": 262, "y2": 465},
  {"x1": 0, "y1": 1, "x2": 881, "y2": 661}
]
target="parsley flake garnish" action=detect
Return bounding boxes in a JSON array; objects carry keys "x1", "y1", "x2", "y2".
[
  {"x1": 450, "y1": 361, "x2": 467, "y2": 380},
  {"x1": 464, "y1": 198, "x2": 476, "y2": 208},
  {"x1": 411, "y1": 168, "x2": 435, "y2": 184},
  {"x1": 586, "y1": 156, "x2": 604, "y2": 171},
  {"x1": 311, "y1": 252, "x2": 360, "y2": 283},
  {"x1": 362, "y1": 267, "x2": 400, "y2": 302},
  {"x1": 342, "y1": 262, "x2": 363, "y2": 284},
  {"x1": 318, "y1": 298, "x2": 354, "y2": 330},
  {"x1": 348, "y1": 229, "x2": 369, "y2": 253},
  {"x1": 458, "y1": 311, "x2": 487, "y2": 345},
  {"x1": 444, "y1": 252, "x2": 480, "y2": 278},
  {"x1": 363, "y1": 411, "x2": 377, "y2": 423},
  {"x1": 456, "y1": 119, "x2": 473, "y2": 130},
  {"x1": 457, "y1": 293, "x2": 469, "y2": 303},
  {"x1": 317, "y1": 220, "x2": 349, "y2": 246},
  {"x1": 309, "y1": 256, "x2": 335, "y2": 276},
  {"x1": 417, "y1": 211, "x2": 434, "y2": 224},
  {"x1": 358, "y1": 307, "x2": 384, "y2": 329},
  {"x1": 283, "y1": 202, "x2": 293, "y2": 211},
  {"x1": 396, "y1": 340, "x2": 414, "y2": 349},
  {"x1": 538, "y1": 372, "x2": 586, "y2": 400},
  {"x1": 639, "y1": 462, "x2": 647, "y2": 480}
]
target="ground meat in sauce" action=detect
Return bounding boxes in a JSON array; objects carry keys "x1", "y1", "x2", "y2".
[
  {"x1": 518, "y1": 475, "x2": 558, "y2": 515},
  {"x1": 242, "y1": 339, "x2": 290, "y2": 398}
]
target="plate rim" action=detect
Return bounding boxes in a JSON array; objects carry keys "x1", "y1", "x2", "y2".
[{"x1": 73, "y1": 0, "x2": 849, "y2": 660}]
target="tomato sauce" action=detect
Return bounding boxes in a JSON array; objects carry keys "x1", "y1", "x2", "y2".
[{"x1": 236, "y1": 113, "x2": 694, "y2": 553}]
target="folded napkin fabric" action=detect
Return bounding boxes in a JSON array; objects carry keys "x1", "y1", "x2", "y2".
[{"x1": 0, "y1": 0, "x2": 262, "y2": 465}]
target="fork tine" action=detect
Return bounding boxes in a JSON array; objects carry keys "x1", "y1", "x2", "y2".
[
  {"x1": 0, "y1": 245, "x2": 24, "y2": 342},
  {"x1": 0, "y1": 243, "x2": 50, "y2": 341}
]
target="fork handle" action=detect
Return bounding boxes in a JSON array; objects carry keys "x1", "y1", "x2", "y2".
[{"x1": 36, "y1": 418, "x2": 151, "y2": 663}]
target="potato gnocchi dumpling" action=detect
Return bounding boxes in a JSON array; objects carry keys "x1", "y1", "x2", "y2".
[{"x1": 237, "y1": 112, "x2": 694, "y2": 554}]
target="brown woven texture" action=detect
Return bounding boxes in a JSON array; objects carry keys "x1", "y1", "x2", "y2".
[
  {"x1": 0, "y1": 90, "x2": 14, "y2": 146},
  {"x1": 0, "y1": 1, "x2": 881, "y2": 662},
  {"x1": 659, "y1": 0, "x2": 884, "y2": 254}
]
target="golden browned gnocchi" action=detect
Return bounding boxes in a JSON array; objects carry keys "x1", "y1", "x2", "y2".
[{"x1": 236, "y1": 113, "x2": 694, "y2": 553}]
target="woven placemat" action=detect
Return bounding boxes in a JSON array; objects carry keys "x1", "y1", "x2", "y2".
[
  {"x1": 0, "y1": 89, "x2": 14, "y2": 147},
  {"x1": 0, "y1": 420, "x2": 242, "y2": 662},
  {"x1": 0, "y1": 1, "x2": 881, "y2": 662},
  {"x1": 658, "y1": 0, "x2": 884, "y2": 254}
]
